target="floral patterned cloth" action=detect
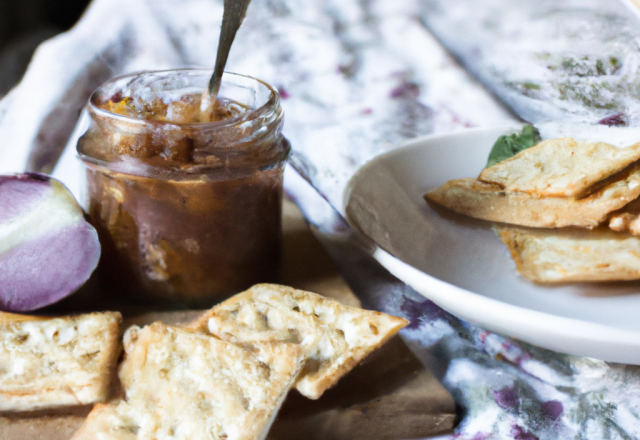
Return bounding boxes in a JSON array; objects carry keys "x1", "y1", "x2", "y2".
[
  {"x1": 281, "y1": 1, "x2": 640, "y2": 438},
  {"x1": 2, "y1": 0, "x2": 640, "y2": 438},
  {"x1": 287, "y1": 167, "x2": 640, "y2": 440}
]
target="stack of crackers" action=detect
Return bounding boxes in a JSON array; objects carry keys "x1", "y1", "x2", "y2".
[
  {"x1": 0, "y1": 284, "x2": 408, "y2": 440},
  {"x1": 426, "y1": 137, "x2": 640, "y2": 283}
]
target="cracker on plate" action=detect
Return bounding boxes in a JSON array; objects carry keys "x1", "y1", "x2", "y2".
[
  {"x1": 187, "y1": 284, "x2": 409, "y2": 400},
  {"x1": 0, "y1": 312, "x2": 121, "y2": 412},
  {"x1": 479, "y1": 138, "x2": 640, "y2": 197},
  {"x1": 497, "y1": 226, "x2": 640, "y2": 283},
  {"x1": 609, "y1": 197, "x2": 640, "y2": 235},
  {"x1": 425, "y1": 167, "x2": 640, "y2": 228}
]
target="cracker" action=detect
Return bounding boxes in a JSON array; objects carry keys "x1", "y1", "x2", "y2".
[
  {"x1": 497, "y1": 226, "x2": 640, "y2": 283},
  {"x1": 73, "y1": 323, "x2": 303, "y2": 440},
  {"x1": 425, "y1": 169, "x2": 640, "y2": 228},
  {"x1": 0, "y1": 312, "x2": 121, "y2": 412},
  {"x1": 479, "y1": 138, "x2": 640, "y2": 197},
  {"x1": 609, "y1": 198, "x2": 640, "y2": 235},
  {"x1": 69, "y1": 403, "x2": 134, "y2": 440},
  {"x1": 187, "y1": 284, "x2": 409, "y2": 400}
]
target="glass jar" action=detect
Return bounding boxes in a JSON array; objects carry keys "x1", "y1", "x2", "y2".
[{"x1": 77, "y1": 69, "x2": 289, "y2": 307}]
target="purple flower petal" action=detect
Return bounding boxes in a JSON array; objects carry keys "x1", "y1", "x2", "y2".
[
  {"x1": 511, "y1": 424, "x2": 539, "y2": 440},
  {"x1": 541, "y1": 400, "x2": 563, "y2": 421},
  {"x1": 598, "y1": 113, "x2": 627, "y2": 126},
  {"x1": 494, "y1": 386, "x2": 519, "y2": 411}
]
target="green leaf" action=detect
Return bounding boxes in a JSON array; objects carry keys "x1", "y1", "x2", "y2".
[{"x1": 485, "y1": 124, "x2": 541, "y2": 169}]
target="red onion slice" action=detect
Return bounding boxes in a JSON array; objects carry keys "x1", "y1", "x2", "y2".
[{"x1": 0, "y1": 173, "x2": 101, "y2": 311}]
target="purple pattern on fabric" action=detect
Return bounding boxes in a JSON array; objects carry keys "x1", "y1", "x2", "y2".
[
  {"x1": 477, "y1": 332, "x2": 531, "y2": 367},
  {"x1": 400, "y1": 295, "x2": 447, "y2": 328},
  {"x1": 541, "y1": 400, "x2": 563, "y2": 421},
  {"x1": 494, "y1": 386, "x2": 519, "y2": 411},
  {"x1": 390, "y1": 81, "x2": 420, "y2": 99},
  {"x1": 511, "y1": 425, "x2": 539, "y2": 440},
  {"x1": 598, "y1": 113, "x2": 628, "y2": 126},
  {"x1": 278, "y1": 86, "x2": 291, "y2": 100}
]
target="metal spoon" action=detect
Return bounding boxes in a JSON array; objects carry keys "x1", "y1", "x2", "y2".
[{"x1": 201, "y1": 0, "x2": 253, "y2": 121}]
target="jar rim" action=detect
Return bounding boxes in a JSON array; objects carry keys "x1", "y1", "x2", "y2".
[
  {"x1": 78, "y1": 137, "x2": 291, "y2": 181},
  {"x1": 79, "y1": 69, "x2": 287, "y2": 177},
  {"x1": 86, "y1": 69, "x2": 280, "y2": 129}
]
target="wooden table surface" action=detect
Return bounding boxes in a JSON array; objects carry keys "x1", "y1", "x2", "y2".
[{"x1": 0, "y1": 198, "x2": 456, "y2": 440}]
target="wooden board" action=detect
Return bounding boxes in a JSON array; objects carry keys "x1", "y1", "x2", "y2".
[{"x1": 0, "y1": 198, "x2": 456, "y2": 439}]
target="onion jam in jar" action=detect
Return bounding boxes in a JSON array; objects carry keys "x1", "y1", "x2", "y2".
[{"x1": 77, "y1": 69, "x2": 289, "y2": 307}]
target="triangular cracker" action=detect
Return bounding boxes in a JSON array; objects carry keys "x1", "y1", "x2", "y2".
[
  {"x1": 498, "y1": 226, "x2": 640, "y2": 283},
  {"x1": 0, "y1": 312, "x2": 121, "y2": 412},
  {"x1": 187, "y1": 284, "x2": 409, "y2": 400},
  {"x1": 609, "y1": 197, "x2": 640, "y2": 235},
  {"x1": 425, "y1": 168, "x2": 640, "y2": 228},
  {"x1": 73, "y1": 322, "x2": 303, "y2": 440},
  {"x1": 479, "y1": 138, "x2": 640, "y2": 197},
  {"x1": 70, "y1": 403, "x2": 135, "y2": 440}
]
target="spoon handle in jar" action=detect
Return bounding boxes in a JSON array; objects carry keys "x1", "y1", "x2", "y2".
[{"x1": 208, "y1": 0, "x2": 252, "y2": 98}]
